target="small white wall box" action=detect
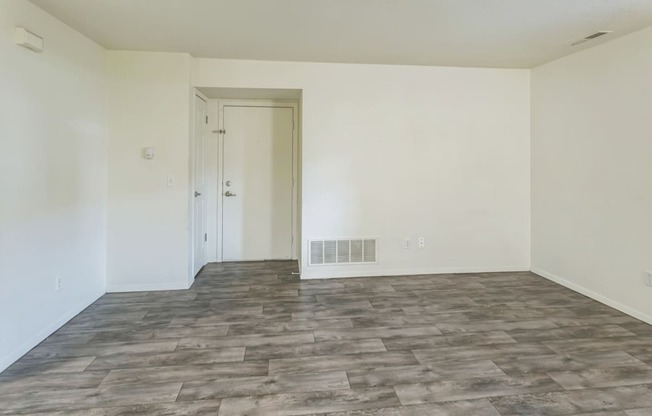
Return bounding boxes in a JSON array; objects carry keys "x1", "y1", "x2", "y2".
[
  {"x1": 143, "y1": 147, "x2": 155, "y2": 159},
  {"x1": 15, "y1": 27, "x2": 43, "y2": 52}
]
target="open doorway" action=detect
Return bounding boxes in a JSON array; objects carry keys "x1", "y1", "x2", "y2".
[{"x1": 194, "y1": 87, "x2": 302, "y2": 272}]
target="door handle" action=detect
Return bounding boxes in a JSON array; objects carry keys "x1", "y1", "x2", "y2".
[
  {"x1": 194, "y1": 191, "x2": 201, "y2": 197},
  {"x1": 224, "y1": 191, "x2": 236, "y2": 197}
]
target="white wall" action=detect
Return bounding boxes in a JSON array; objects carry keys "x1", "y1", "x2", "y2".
[
  {"x1": 0, "y1": 0, "x2": 107, "y2": 372},
  {"x1": 193, "y1": 59, "x2": 531, "y2": 279},
  {"x1": 106, "y1": 51, "x2": 193, "y2": 291},
  {"x1": 531, "y1": 27, "x2": 652, "y2": 323}
]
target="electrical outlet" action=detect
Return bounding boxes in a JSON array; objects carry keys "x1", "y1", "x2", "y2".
[
  {"x1": 55, "y1": 277, "x2": 62, "y2": 292},
  {"x1": 403, "y1": 238, "x2": 411, "y2": 249},
  {"x1": 418, "y1": 237, "x2": 425, "y2": 248},
  {"x1": 645, "y1": 271, "x2": 652, "y2": 287}
]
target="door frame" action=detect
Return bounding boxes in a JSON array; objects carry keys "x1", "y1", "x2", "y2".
[
  {"x1": 214, "y1": 99, "x2": 299, "y2": 262},
  {"x1": 190, "y1": 89, "x2": 209, "y2": 281}
]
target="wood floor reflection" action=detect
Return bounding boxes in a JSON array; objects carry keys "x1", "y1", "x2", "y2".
[{"x1": 2, "y1": 261, "x2": 652, "y2": 415}]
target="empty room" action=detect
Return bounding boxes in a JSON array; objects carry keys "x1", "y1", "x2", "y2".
[{"x1": 1, "y1": 0, "x2": 652, "y2": 414}]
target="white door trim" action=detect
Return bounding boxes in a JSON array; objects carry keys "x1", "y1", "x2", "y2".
[{"x1": 215, "y1": 99, "x2": 299, "y2": 262}]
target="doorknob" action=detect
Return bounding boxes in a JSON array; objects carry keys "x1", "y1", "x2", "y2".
[
  {"x1": 194, "y1": 191, "x2": 201, "y2": 197},
  {"x1": 224, "y1": 191, "x2": 236, "y2": 197}
]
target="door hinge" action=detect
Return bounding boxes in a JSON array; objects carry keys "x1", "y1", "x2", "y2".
[
  {"x1": 204, "y1": 233, "x2": 207, "y2": 242},
  {"x1": 205, "y1": 115, "x2": 208, "y2": 124}
]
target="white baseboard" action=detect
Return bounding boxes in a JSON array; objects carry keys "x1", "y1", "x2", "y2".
[
  {"x1": 0, "y1": 291, "x2": 104, "y2": 373},
  {"x1": 106, "y1": 281, "x2": 191, "y2": 293},
  {"x1": 300, "y1": 265, "x2": 529, "y2": 280},
  {"x1": 531, "y1": 267, "x2": 652, "y2": 326}
]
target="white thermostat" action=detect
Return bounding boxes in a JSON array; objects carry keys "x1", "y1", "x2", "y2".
[{"x1": 143, "y1": 147, "x2": 155, "y2": 159}]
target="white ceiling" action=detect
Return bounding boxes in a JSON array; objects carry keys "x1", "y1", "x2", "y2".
[{"x1": 31, "y1": 0, "x2": 652, "y2": 68}]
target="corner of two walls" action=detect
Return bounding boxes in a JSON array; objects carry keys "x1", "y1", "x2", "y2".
[
  {"x1": 530, "y1": 26, "x2": 652, "y2": 325},
  {"x1": 0, "y1": 22, "x2": 194, "y2": 368}
]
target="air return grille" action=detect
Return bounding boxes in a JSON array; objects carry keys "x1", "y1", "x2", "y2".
[
  {"x1": 571, "y1": 31, "x2": 612, "y2": 46},
  {"x1": 309, "y1": 238, "x2": 377, "y2": 266}
]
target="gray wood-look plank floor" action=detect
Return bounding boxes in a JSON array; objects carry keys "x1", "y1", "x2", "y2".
[{"x1": 2, "y1": 261, "x2": 652, "y2": 415}]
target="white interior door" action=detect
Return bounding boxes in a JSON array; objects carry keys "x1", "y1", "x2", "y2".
[
  {"x1": 192, "y1": 95, "x2": 207, "y2": 275},
  {"x1": 222, "y1": 105, "x2": 294, "y2": 261}
]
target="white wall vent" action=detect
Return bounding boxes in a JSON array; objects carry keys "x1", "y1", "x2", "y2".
[{"x1": 309, "y1": 238, "x2": 377, "y2": 266}]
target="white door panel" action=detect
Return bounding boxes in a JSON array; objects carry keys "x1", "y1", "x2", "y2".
[
  {"x1": 222, "y1": 106, "x2": 293, "y2": 261},
  {"x1": 192, "y1": 95, "x2": 207, "y2": 274}
]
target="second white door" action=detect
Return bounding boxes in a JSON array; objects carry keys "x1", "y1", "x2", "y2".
[
  {"x1": 193, "y1": 94, "x2": 207, "y2": 275},
  {"x1": 222, "y1": 105, "x2": 294, "y2": 261}
]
